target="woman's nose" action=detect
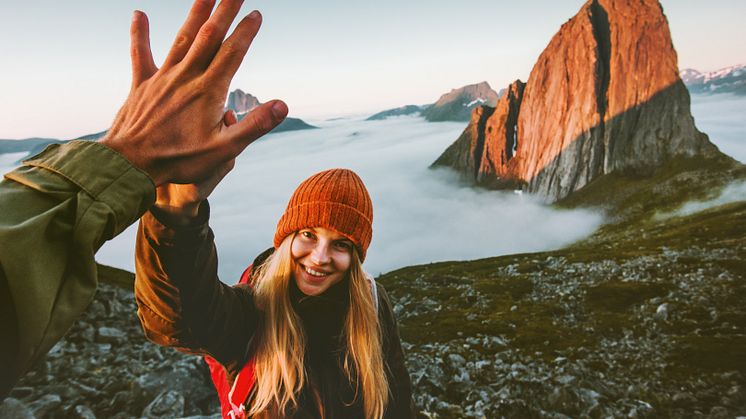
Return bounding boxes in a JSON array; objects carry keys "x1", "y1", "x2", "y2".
[{"x1": 310, "y1": 243, "x2": 331, "y2": 265}]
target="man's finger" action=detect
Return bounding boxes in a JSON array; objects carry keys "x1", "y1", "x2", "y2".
[
  {"x1": 130, "y1": 11, "x2": 157, "y2": 86},
  {"x1": 162, "y1": 0, "x2": 216, "y2": 69},
  {"x1": 182, "y1": 0, "x2": 245, "y2": 71},
  {"x1": 206, "y1": 11, "x2": 262, "y2": 86},
  {"x1": 220, "y1": 100, "x2": 288, "y2": 158},
  {"x1": 223, "y1": 109, "x2": 238, "y2": 126}
]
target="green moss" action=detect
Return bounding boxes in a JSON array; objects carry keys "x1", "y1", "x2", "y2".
[
  {"x1": 585, "y1": 281, "x2": 671, "y2": 313},
  {"x1": 668, "y1": 335, "x2": 746, "y2": 374}
]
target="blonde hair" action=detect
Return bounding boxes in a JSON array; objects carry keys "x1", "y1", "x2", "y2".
[{"x1": 248, "y1": 234, "x2": 389, "y2": 418}]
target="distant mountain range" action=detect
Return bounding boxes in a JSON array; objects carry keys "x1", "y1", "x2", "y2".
[
  {"x1": 367, "y1": 82, "x2": 501, "y2": 122},
  {"x1": 1, "y1": 90, "x2": 316, "y2": 159},
  {"x1": 225, "y1": 89, "x2": 317, "y2": 132},
  {"x1": 680, "y1": 64, "x2": 746, "y2": 95}
]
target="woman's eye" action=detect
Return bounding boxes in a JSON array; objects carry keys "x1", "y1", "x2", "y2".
[
  {"x1": 301, "y1": 231, "x2": 315, "y2": 239},
  {"x1": 334, "y1": 241, "x2": 352, "y2": 250}
]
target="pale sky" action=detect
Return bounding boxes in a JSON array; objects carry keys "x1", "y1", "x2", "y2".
[{"x1": 0, "y1": 0, "x2": 744, "y2": 140}]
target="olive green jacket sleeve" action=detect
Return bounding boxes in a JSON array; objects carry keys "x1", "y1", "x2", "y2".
[{"x1": 0, "y1": 141, "x2": 155, "y2": 397}]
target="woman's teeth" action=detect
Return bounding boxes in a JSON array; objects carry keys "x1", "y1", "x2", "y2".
[{"x1": 305, "y1": 266, "x2": 329, "y2": 277}]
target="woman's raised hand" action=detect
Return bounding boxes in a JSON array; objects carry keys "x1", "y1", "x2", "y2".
[{"x1": 100, "y1": 0, "x2": 287, "y2": 187}]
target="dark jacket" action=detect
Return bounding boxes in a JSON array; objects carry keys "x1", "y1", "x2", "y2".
[{"x1": 134, "y1": 204, "x2": 415, "y2": 418}]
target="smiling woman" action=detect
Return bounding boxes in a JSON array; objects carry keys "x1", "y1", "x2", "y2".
[{"x1": 134, "y1": 168, "x2": 414, "y2": 418}]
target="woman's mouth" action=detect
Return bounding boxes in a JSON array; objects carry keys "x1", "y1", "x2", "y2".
[{"x1": 303, "y1": 264, "x2": 331, "y2": 278}]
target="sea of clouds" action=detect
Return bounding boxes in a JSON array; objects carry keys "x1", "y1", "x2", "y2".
[
  {"x1": 2, "y1": 93, "x2": 743, "y2": 281},
  {"x1": 95, "y1": 116, "x2": 603, "y2": 281},
  {"x1": 690, "y1": 93, "x2": 746, "y2": 164}
]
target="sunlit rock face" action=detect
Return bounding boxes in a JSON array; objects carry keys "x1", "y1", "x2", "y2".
[{"x1": 434, "y1": 0, "x2": 719, "y2": 202}]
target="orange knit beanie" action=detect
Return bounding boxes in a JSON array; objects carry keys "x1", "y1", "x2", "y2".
[{"x1": 274, "y1": 168, "x2": 373, "y2": 261}]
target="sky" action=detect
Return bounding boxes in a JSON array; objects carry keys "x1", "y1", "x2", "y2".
[{"x1": 1, "y1": 0, "x2": 745, "y2": 140}]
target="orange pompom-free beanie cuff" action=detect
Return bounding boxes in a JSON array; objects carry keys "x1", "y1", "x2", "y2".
[{"x1": 274, "y1": 168, "x2": 373, "y2": 261}]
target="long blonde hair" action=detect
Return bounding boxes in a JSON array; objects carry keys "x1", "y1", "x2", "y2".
[{"x1": 248, "y1": 234, "x2": 389, "y2": 418}]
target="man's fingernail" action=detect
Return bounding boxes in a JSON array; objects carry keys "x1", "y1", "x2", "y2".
[
  {"x1": 272, "y1": 101, "x2": 288, "y2": 119},
  {"x1": 249, "y1": 10, "x2": 261, "y2": 20}
]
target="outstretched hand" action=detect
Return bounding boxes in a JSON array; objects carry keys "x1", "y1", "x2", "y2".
[
  {"x1": 100, "y1": 0, "x2": 287, "y2": 186},
  {"x1": 155, "y1": 111, "x2": 238, "y2": 225}
]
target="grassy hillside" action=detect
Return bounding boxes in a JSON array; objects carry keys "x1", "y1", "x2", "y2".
[{"x1": 380, "y1": 154, "x2": 746, "y2": 417}]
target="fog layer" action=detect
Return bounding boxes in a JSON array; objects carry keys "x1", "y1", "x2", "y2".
[{"x1": 690, "y1": 93, "x2": 746, "y2": 163}]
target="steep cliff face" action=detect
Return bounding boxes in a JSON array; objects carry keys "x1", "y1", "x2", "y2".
[{"x1": 433, "y1": 0, "x2": 719, "y2": 202}]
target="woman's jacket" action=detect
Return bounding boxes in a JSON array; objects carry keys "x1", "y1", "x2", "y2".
[{"x1": 133, "y1": 204, "x2": 415, "y2": 418}]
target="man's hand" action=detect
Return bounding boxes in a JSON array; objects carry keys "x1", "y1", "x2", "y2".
[
  {"x1": 100, "y1": 0, "x2": 287, "y2": 186},
  {"x1": 154, "y1": 111, "x2": 238, "y2": 225}
]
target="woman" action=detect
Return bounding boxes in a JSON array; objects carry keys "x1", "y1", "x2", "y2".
[{"x1": 134, "y1": 168, "x2": 414, "y2": 418}]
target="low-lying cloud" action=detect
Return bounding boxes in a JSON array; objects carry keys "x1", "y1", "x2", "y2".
[
  {"x1": 674, "y1": 180, "x2": 746, "y2": 218},
  {"x1": 690, "y1": 93, "x2": 746, "y2": 164},
  {"x1": 90, "y1": 116, "x2": 603, "y2": 281}
]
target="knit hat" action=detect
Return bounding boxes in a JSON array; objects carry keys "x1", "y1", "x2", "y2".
[{"x1": 274, "y1": 169, "x2": 373, "y2": 261}]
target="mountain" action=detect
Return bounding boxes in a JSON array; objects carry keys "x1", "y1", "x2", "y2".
[
  {"x1": 433, "y1": 0, "x2": 722, "y2": 202},
  {"x1": 423, "y1": 81, "x2": 500, "y2": 122},
  {"x1": 366, "y1": 105, "x2": 427, "y2": 121},
  {"x1": 366, "y1": 82, "x2": 501, "y2": 122},
  {"x1": 225, "y1": 89, "x2": 317, "y2": 133},
  {"x1": 681, "y1": 64, "x2": 746, "y2": 95}
]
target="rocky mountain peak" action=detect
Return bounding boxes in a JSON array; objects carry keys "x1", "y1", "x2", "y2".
[
  {"x1": 433, "y1": 0, "x2": 720, "y2": 202},
  {"x1": 226, "y1": 89, "x2": 261, "y2": 114},
  {"x1": 423, "y1": 81, "x2": 500, "y2": 122}
]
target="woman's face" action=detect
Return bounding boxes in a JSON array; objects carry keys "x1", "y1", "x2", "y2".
[{"x1": 291, "y1": 227, "x2": 354, "y2": 296}]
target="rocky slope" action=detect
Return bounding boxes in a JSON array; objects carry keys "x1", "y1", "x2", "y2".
[
  {"x1": 387, "y1": 154, "x2": 746, "y2": 418},
  {"x1": 225, "y1": 89, "x2": 317, "y2": 133},
  {"x1": 681, "y1": 65, "x2": 746, "y2": 96},
  {"x1": 433, "y1": 0, "x2": 720, "y2": 202},
  {"x1": 423, "y1": 82, "x2": 500, "y2": 122}
]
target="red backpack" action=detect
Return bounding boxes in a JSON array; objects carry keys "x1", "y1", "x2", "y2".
[{"x1": 204, "y1": 265, "x2": 256, "y2": 419}]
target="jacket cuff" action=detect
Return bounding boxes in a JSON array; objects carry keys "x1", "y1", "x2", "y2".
[
  {"x1": 18, "y1": 140, "x2": 156, "y2": 236},
  {"x1": 142, "y1": 200, "x2": 211, "y2": 247}
]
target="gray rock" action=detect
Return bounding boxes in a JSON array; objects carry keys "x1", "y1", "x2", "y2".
[
  {"x1": 142, "y1": 390, "x2": 185, "y2": 418},
  {"x1": 0, "y1": 398, "x2": 34, "y2": 419},
  {"x1": 27, "y1": 394, "x2": 62, "y2": 418},
  {"x1": 654, "y1": 303, "x2": 669, "y2": 321},
  {"x1": 708, "y1": 406, "x2": 729, "y2": 419},
  {"x1": 96, "y1": 327, "x2": 126, "y2": 344},
  {"x1": 72, "y1": 405, "x2": 97, "y2": 419}
]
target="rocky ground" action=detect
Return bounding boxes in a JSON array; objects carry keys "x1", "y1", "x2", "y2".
[
  {"x1": 1, "y1": 269, "x2": 221, "y2": 419},
  {"x1": 379, "y1": 188, "x2": 746, "y2": 418}
]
